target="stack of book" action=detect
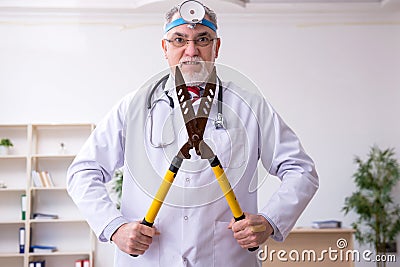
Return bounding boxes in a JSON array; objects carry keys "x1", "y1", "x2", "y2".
[
  {"x1": 30, "y1": 245, "x2": 57, "y2": 253},
  {"x1": 32, "y1": 170, "x2": 55, "y2": 187},
  {"x1": 312, "y1": 220, "x2": 342, "y2": 229},
  {"x1": 32, "y1": 212, "x2": 59, "y2": 220}
]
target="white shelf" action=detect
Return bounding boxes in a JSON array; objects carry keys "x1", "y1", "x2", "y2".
[
  {"x1": 31, "y1": 154, "x2": 76, "y2": 159},
  {"x1": 29, "y1": 251, "x2": 91, "y2": 257},
  {"x1": 0, "y1": 188, "x2": 26, "y2": 192},
  {"x1": 0, "y1": 253, "x2": 24, "y2": 258},
  {"x1": 30, "y1": 219, "x2": 87, "y2": 223},
  {"x1": 0, "y1": 155, "x2": 27, "y2": 159},
  {"x1": 0, "y1": 124, "x2": 95, "y2": 267},
  {"x1": 30, "y1": 187, "x2": 67, "y2": 191},
  {"x1": 0, "y1": 220, "x2": 25, "y2": 225}
]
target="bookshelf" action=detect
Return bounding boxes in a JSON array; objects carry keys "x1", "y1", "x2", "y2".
[{"x1": 0, "y1": 124, "x2": 95, "y2": 267}]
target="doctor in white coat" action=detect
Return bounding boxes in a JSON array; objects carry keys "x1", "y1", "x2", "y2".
[{"x1": 67, "y1": 1, "x2": 319, "y2": 266}]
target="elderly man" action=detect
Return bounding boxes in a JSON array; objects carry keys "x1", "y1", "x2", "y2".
[{"x1": 67, "y1": 1, "x2": 319, "y2": 266}]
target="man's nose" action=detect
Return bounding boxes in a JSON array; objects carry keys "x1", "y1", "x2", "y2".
[{"x1": 184, "y1": 40, "x2": 199, "y2": 57}]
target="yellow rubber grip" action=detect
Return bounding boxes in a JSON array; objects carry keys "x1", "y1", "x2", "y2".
[
  {"x1": 211, "y1": 164, "x2": 244, "y2": 219},
  {"x1": 144, "y1": 169, "x2": 176, "y2": 224}
]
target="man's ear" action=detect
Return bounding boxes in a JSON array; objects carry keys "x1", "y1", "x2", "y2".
[
  {"x1": 162, "y1": 39, "x2": 168, "y2": 59},
  {"x1": 214, "y1": 38, "x2": 221, "y2": 58}
]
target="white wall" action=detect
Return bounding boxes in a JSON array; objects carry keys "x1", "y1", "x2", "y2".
[{"x1": 0, "y1": 3, "x2": 399, "y2": 267}]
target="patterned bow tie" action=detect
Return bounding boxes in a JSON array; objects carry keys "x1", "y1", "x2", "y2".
[{"x1": 187, "y1": 86, "x2": 201, "y2": 102}]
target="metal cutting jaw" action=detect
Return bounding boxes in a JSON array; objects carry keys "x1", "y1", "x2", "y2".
[{"x1": 174, "y1": 66, "x2": 217, "y2": 160}]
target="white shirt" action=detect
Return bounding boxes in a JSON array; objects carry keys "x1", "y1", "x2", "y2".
[{"x1": 67, "y1": 76, "x2": 319, "y2": 267}]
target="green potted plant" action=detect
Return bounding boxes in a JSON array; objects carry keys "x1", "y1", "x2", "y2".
[
  {"x1": 343, "y1": 146, "x2": 400, "y2": 267},
  {"x1": 112, "y1": 169, "x2": 123, "y2": 210},
  {"x1": 0, "y1": 138, "x2": 14, "y2": 155}
]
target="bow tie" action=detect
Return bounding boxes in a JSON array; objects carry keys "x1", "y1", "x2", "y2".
[{"x1": 187, "y1": 86, "x2": 201, "y2": 102}]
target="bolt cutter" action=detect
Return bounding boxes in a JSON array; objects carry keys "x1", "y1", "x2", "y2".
[{"x1": 132, "y1": 66, "x2": 258, "y2": 256}]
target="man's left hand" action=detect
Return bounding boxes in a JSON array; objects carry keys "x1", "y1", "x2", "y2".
[{"x1": 228, "y1": 213, "x2": 273, "y2": 249}]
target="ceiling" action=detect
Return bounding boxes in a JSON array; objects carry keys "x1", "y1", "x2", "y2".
[
  {"x1": 0, "y1": 0, "x2": 399, "y2": 13},
  {"x1": 247, "y1": 0, "x2": 382, "y2": 2}
]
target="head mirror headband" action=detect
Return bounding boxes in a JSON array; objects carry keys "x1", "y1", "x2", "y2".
[{"x1": 164, "y1": 0, "x2": 217, "y2": 33}]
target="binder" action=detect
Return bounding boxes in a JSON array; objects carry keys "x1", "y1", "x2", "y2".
[
  {"x1": 29, "y1": 261, "x2": 45, "y2": 267},
  {"x1": 21, "y1": 194, "x2": 27, "y2": 220},
  {"x1": 39, "y1": 171, "x2": 50, "y2": 187},
  {"x1": 32, "y1": 170, "x2": 44, "y2": 187},
  {"x1": 43, "y1": 171, "x2": 55, "y2": 187},
  {"x1": 75, "y1": 259, "x2": 89, "y2": 267},
  {"x1": 19, "y1": 227, "x2": 25, "y2": 253}
]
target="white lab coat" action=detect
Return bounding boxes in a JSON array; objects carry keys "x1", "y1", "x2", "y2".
[{"x1": 67, "y1": 75, "x2": 318, "y2": 267}]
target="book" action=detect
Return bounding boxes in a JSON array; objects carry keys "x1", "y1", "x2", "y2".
[
  {"x1": 21, "y1": 194, "x2": 27, "y2": 220},
  {"x1": 42, "y1": 171, "x2": 55, "y2": 187},
  {"x1": 39, "y1": 171, "x2": 54, "y2": 187},
  {"x1": 30, "y1": 245, "x2": 57, "y2": 253},
  {"x1": 32, "y1": 170, "x2": 42, "y2": 187},
  {"x1": 32, "y1": 212, "x2": 59, "y2": 220},
  {"x1": 312, "y1": 220, "x2": 342, "y2": 229},
  {"x1": 32, "y1": 170, "x2": 55, "y2": 187},
  {"x1": 19, "y1": 227, "x2": 25, "y2": 253}
]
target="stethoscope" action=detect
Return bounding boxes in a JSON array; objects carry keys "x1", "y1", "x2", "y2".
[{"x1": 146, "y1": 74, "x2": 225, "y2": 148}]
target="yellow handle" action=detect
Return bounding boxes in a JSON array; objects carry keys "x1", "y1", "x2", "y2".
[
  {"x1": 144, "y1": 169, "x2": 176, "y2": 224},
  {"x1": 211, "y1": 163, "x2": 244, "y2": 219},
  {"x1": 211, "y1": 158, "x2": 259, "y2": 252}
]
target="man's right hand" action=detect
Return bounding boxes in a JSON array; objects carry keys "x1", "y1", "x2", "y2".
[{"x1": 111, "y1": 221, "x2": 160, "y2": 256}]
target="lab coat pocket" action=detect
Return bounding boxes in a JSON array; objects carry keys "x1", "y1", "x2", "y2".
[
  {"x1": 210, "y1": 128, "x2": 246, "y2": 169},
  {"x1": 213, "y1": 221, "x2": 257, "y2": 267}
]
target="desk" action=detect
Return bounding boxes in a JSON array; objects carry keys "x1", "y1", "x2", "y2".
[{"x1": 261, "y1": 228, "x2": 355, "y2": 267}]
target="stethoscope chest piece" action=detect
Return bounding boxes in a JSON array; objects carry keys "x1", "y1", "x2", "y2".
[{"x1": 214, "y1": 112, "x2": 225, "y2": 129}]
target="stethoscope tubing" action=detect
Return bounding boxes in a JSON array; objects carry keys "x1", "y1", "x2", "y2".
[{"x1": 146, "y1": 73, "x2": 225, "y2": 148}]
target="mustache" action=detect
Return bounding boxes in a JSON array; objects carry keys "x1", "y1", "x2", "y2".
[{"x1": 179, "y1": 56, "x2": 203, "y2": 64}]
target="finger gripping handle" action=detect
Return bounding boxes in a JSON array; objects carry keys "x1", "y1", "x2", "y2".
[
  {"x1": 130, "y1": 218, "x2": 154, "y2": 257},
  {"x1": 234, "y1": 214, "x2": 259, "y2": 252}
]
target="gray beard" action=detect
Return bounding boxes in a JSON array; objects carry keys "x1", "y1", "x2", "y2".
[{"x1": 181, "y1": 62, "x2": 211, "y2": 86}]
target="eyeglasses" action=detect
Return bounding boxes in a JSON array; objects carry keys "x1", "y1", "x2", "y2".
[{"x1": 164, "y1": 36, "x2": 217, "y2": 47}]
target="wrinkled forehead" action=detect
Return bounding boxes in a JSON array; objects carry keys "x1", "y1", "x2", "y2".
[{"x1": 166, "y1": 23, "x2": 215, "y2": 39}]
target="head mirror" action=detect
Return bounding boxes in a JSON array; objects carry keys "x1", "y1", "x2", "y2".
[
  {"x1": 180, "y1": 0, "x2": 206, "y2": 23},
  {"x1": 164, "y1": 0, "x2": 217, "y2": 33}
]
